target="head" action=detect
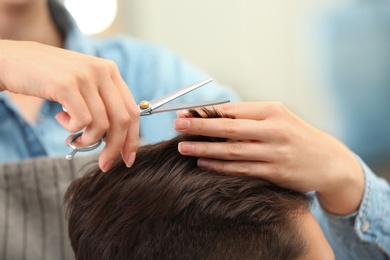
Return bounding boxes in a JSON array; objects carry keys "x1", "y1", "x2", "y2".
[{"x1": 64, "y1": 109, "x2": 333, "y2": 260}]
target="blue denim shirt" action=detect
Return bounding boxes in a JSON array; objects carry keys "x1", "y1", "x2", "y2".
[{"x1": 0, "y1": 1, "x2": 240, "y2": 163}]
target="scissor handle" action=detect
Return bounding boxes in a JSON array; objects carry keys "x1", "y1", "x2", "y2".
[{"x1": 65, "y1": 132, "x2": 103, "y2": 161}]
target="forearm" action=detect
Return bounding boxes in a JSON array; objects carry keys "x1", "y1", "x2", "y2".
[{"x1": 316, "y1": 142, "x2": 365, "y2": 215}]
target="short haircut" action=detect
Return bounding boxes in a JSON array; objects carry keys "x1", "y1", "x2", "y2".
[{"x1": 64, "y1": 109, "x2": 313, "y2": 260}]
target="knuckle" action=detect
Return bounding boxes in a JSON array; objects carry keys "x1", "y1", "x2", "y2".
[
  {"x1": 117, "y1": 114, "x2": 131, "y2": 127},
  {"x1": 267, "y1": 121, "x2": 291, "y2": 142},
  {"x1": 268, "y1": 101, "x2": 287, "y2": 116},
  {"x1": 126, "y1": 138, "x2": 139, "y2": 149},
  {"x1": 271, "y1": 126, "x2": 286, "y2": 139},
  {"x1": 270, "y1": 163, "x2": 290, "y2": 182},
  {"x1": 106, "y1": 60, "x2": 118, "y2": 71},
  {"x1": 80, "y1": 113, "x2": 93, "y2": 126},
  {"x1": 195, "y1": 119, "x2": 206, "y2": 131},
  {"x1": 275, "y1": 145, "x2": 293, "y2": 162},
  {"x1": 223, "y1": 120, "x2": 239, "y2": 134},
  {"x1": 97, "y1": 118, "x2": 110, "y2": 131},
  {"x1": 105, "y1": 146, "x2": 122, "y2": 157},
  {"x1": 52, "y1": 77, "x2": 81, "y2": 99},
  {"x1": 67, "y1": 124, "x2": 81, "y2": 133},
  {"x1": 87, "y1": 60, "x2": 110, "y2": 78},
  {"x1": 71, "y1": 69, "x2": 90, "y2": 86},
  {"x1": 277, "y1": 170, "x2": 292, "y2": 184},
  {"x1": 212, "y1": 162, "x2": 226, "y2": 173},
  {"x1": 236, "y1": 163, "x2": 249, "y2": 175},
  {"x1": 57, "y1": 78, "x2": 76, "y2": 92},
  {"x1": 96, "y1": 59, "x2": 118, "y2": 77},
  {"x1": 128, "y1": 105, "x2": 141, "y2": 119},
  {"x1": 198, "y1": 143, "x2": 209, "y2": 155},
  {"x1": 67, "y1": 123, "x2": 83, "y2": 133},
  {"x1": 227, "y1": 143, "x2": 243, "y2": 157},
  {"x1": 104, "y1": 136, "x2": 123, "y2": 151},
  {"x1": 68, "y1": 114, "x2": 92, "y2": 133}
]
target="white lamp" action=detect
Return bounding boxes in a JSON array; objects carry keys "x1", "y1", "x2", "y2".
[{"x1": 64, "y1": 0, "x2": 118, "y2": 35}]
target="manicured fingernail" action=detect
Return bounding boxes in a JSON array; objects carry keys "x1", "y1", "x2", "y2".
[
  {"x1": 174, "y1": 119, "x2": 191, "y2": 131},
  {"x1": 197, "y1": 159, "x2": 211, "y2": 168},
  {"x1": 102, "y1": 160, "x2": 114, "y2": 172},
  {"x1": 126, "y1": 152, "x2": 136, "y2": 168},
  {"x1": 178, "y1": 142, "x2": 194, "y2": 155}
]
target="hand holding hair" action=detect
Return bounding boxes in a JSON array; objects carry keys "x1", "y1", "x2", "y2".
[{"x1": 174, "y1": 102, "x2": 365, "y2": 215}]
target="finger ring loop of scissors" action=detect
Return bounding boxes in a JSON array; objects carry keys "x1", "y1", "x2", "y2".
[
  {"x1": 65, "y1": 78, "x2": 230, "y2": 160},
  {"x1": 65, "y1": 132, "x2": 104, "y2": 160}
]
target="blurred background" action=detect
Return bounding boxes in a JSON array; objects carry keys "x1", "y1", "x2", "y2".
[{"x1": 64, "y1": 0, "x2": 390, "y2": 179}]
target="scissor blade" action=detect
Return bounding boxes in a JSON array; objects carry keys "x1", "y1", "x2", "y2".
[
  {"x1": 149, "y1": 78, "x2": 213, "y2": 111},
  {"x1": 149, "y1": 99, "x2": 230, "y2": 114}
]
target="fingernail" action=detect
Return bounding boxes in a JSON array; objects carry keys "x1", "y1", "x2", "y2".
[
  {"x1": 177, "y1": 110, "x2": 189, "y2": 117},
  {"x1": 102, "y1": 160, "x2": 114, "y2": 172},
  {"x1": 174, "y1": 119, "x2": 191, "y2": 131},
  {"x1": 126, "y1": 152, "x2": 136, "y2": 168},
  {"x1": 197, "y1": 159, "x2": 211, "y2": 168},
  {"x1": 178, "y1": 142, "x2": 194, "y2": 155}
]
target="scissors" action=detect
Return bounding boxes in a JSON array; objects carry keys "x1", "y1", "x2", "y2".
[{"x1": 65, "y1": 78, "x2": 229, "y2": 160}]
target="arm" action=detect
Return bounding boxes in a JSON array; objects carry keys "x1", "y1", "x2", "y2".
[
  {"x1": 174, "y1": 102, "x2": 389, "y2": 256},
  {"x1": 0, "y1": 40, "x2": 139, "y2": 171}
]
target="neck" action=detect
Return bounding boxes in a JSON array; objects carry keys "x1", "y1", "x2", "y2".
[{"x1": 0, "y1": 1, "x2": 63, "y2": 48}]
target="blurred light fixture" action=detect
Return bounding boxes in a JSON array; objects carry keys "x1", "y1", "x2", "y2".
[{"x1": 64, "y1": 0, "x2": 118, "y2": 35}]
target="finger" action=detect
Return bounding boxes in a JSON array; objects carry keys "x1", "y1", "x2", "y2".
[
  {"x1": 110, "y1": 66, "x2": 140, "y2": 167},
  {"x1": 178, "y1": 102, "x2": 283, "y2": 120},
  {"x1": 174, "y1": 117, "x2": 269, "y2": 141},
  {"x1": 71, "y1": 88, "x2": 109, "y2": 147},
  {"x1": 178, "y1": 141, "x2": 275, "y2": 162},
  {"x1": 198, "y1": 158, "x2": 309, "y2": 192},
  {"x1": 197, "y1": 158, "x2": 278, "y2": 180},
  {"x1": 64, "y1": 134, "x2": 72, "y2": 147},
  {"x1": 121, "y1": 106, "x2": 139, "y2": 167},
  {"x1": 177, "y1": 110, "x2": 195, "y2": 118},
  {"x1": 56, "y1": 92, "x2": 92, "y2": 133},
  {"x1": 98, "y1": 81, "x2": 131, "y2": 172}
]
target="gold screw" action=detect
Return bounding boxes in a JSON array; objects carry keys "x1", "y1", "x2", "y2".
[{"x1": 139, "y1": 100, "x2": 150, "y2": 109}]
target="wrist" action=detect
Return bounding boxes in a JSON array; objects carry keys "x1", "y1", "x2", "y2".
[{"x1": 317, "y1": 146, "x2": 365, "y2": 215}]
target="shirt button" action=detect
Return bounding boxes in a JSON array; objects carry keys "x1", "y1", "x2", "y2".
[{"x1": 361, "y1": 221, "x2": 370, "y2": 233}]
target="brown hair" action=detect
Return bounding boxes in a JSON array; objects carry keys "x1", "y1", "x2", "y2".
[{"x1": 64, "y1": 109, "x2": 312, "y2": 260}]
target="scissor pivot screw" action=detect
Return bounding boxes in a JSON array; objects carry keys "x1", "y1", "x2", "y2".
[{"x1": 139, "y1": 100, "x2": 150, "y2": 109}]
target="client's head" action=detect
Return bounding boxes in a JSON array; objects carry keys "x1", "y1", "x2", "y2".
[{"x1": 64, "y1": 109, "x2": 332, "y2": 260}]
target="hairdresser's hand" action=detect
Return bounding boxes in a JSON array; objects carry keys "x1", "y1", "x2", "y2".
[
  {"x1": 0, "y1": 40, "x2": 139, "y2": 171},
  {"x1": 174, "y1": 102, "x2": 365, "y2": 215}
]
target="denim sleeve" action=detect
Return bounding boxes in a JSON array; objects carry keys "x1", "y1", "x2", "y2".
[{"x1": 313, "y1": 157, "x2": 390, "y2": 259}]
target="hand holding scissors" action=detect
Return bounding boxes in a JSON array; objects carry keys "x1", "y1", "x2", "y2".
[
  {"x1": 65, "y1": 79, "x2": 229, "y2": 166},
  {"x1": 0, "y1": 40, "x2": 140, "y2": 172}
]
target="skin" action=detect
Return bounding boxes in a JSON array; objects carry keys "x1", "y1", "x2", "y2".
[
  {"x1": 174, "y1": 102, "x2": 365, "y2": 215},
  {"x1": 300, "y1": 211, "x2": 335, "y2": 260},
  {"x1": 0, "y1": 0, "x2": 139, "y2": 171}
]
